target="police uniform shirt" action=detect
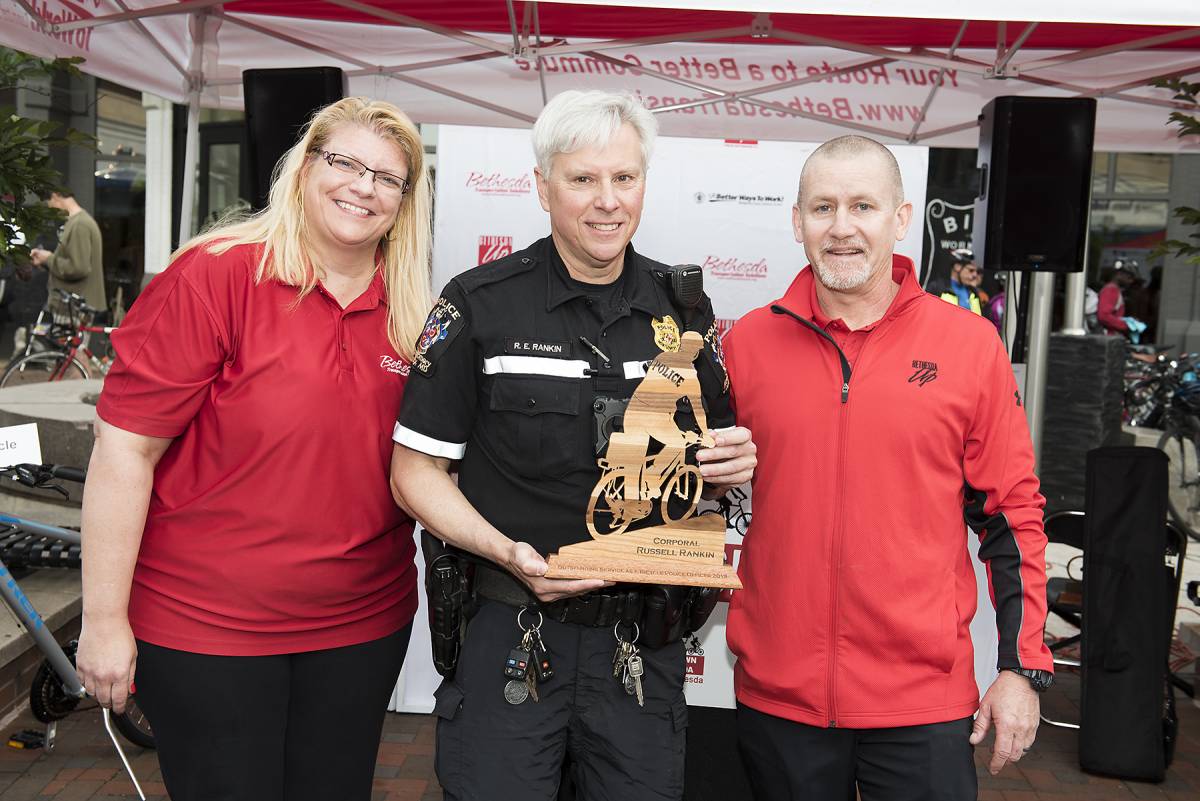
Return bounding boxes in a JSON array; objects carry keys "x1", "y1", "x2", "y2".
[{"x1": 394, "y1": 236, "x2": 733, "y2": 556}]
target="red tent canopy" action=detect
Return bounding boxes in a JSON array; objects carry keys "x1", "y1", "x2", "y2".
[{"x1": 229, "y1": 2, "x2": 1200, "y2": 51}]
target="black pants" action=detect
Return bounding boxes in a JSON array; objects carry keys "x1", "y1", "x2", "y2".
[
  {"x1": 736, "y1": 703, "x2": 977, "y2": 801},
  {"x1": 434, "y1": 600, "x2": 688, "y2": 801},
  {"x1": 134, "y1": 625, "x2": 411, "y2": 801}
]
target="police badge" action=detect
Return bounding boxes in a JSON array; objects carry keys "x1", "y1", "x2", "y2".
[{"x1": 652, "y1": 316, "x2": 681, "y2": 353}]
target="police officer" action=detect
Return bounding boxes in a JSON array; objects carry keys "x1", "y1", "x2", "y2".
[{"x1": 390, "y1": 90, "x2": 756, "y2": 801}]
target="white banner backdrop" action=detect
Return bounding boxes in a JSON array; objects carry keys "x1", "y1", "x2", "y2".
[{"x1": 382, "y1": 123, "x2": 997, "y2": 712}]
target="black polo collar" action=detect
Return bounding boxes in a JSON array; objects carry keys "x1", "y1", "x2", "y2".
[{"x1": 538, "y1": 236, "x2": 662, "y2": 316}]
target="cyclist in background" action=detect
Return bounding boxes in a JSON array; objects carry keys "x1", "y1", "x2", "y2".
[
  {"x1": 75, "y1": 98, "x2": 433, "y2": 801},
  {"x1": 927, "y1": 247, "x2": 984, "y2": 315}
]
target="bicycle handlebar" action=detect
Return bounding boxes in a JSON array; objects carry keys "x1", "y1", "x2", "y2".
[
  {"x1": 49, "y1": 465, "x2": 86, "y2": 483},
  {"x1": 1, "y1": 463, "x2": 87, "y2": 487},
  {"x1": 52, "y1": 288, "x2": 100, "y2": 316}
]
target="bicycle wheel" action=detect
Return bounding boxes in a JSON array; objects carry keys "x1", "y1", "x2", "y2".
[
  {"x1": 661, "y1": 465, "x2": 703, "y2": 524},
  {"x1": 0, "y1": 352, "x2": 88, "y2": 388},
  {"x1": 1157, "y1": 428, "x2": 1200, "y2": 541},
  {"x1": 112, "y1": 694, "x2": 155, "y2": 749},
  {"x1": 587, "y1": 472, "x2": 632, "y2": 537}
]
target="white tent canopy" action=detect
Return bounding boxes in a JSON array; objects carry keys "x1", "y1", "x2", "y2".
[{"x1": 2, "y1": 1, "x2": 1198, "y2": 150}]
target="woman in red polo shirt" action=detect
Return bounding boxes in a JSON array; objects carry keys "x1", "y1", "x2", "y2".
[{"x1": 75, "y1": 97, "x2": 431, "y2": 801}]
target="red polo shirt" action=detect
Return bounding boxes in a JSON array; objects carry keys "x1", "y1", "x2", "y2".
[{"x1": 97, "y1": 243, "x2": 417, "y2": 656}]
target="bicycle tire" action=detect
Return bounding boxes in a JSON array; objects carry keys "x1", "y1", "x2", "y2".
[
  {"x1": 586, "y1": 472, "x2": 632, "y2": 538},
  {"x1": 111, "y1": 694, "x2": 155, "y2": 749},
  {"x1": 1156, "y1": 428, "x2": 1200, "y2": 542},
  {"x1": 661, "y1": 465, "x2": 703, "y2": 524},
  {"x1": 0, "y1": 352, "x2": 88, "y2": 388}
]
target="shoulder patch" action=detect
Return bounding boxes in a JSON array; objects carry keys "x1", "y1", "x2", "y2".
[
  {"x1": 413, "y1": 296, "x2": 466, "y2": 376},
  {"x1": 704, "y1": 320, "x2": 730, "y2": 392}
]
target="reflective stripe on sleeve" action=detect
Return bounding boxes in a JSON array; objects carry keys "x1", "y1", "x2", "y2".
[
  {"x1": 392, "y1": 423, "x2": 467, "y2": 460},
  {"x1": 623, "y1": 361, "x2": 647, "y2": 379}
]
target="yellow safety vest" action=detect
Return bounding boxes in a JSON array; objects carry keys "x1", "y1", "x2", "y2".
[{"x1": 939, "y1": 291, "x2": 982, "y2": 316}]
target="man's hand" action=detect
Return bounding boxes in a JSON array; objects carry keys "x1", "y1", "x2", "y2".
[
  {"x1": 970, "y1": 670, "x2": 1041, "y2": 775},
  {"x1": 696, "y1": 426, "x2": 756, "y2": 494},
  {"x1": 503, "y1": 541, "x2": 611, "y2": 602},
  {"x1": 29, "y1": 248, "x2": 50, "y2": 267}
]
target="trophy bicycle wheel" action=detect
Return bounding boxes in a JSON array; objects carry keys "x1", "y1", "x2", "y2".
[
  {"x1": 661, "y1": 465, "x2": 702, "y2": 524},
  {"x1": 587, "y1": 472, "x2": 632, "y2": 537}
]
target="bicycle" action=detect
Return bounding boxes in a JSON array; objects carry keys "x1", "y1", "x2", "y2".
[
  {"x1": 586, "y1": 435, "x2": 708, "y2": 538},
  {"x1": 1148, "y1": 356, "x2": 1200, "y2": 541},
  {"x1": 0, "y1": 463, "x2": 151, "y2": 798},
  {"x1": 714, "y1": 486, "x2": 752, "y2": 537},
  {"x1": 1, "y1": 290, "x2": 115, "y2": 388}
]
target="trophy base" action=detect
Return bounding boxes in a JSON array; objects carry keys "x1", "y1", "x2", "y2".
[{"x1": 544, "y1": 513, "x2": 742, "y2": 589}]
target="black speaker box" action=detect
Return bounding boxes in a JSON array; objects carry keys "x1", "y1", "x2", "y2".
[
  {"x1": 1039, "y1": 334, "x2": 1127, "y2": 513},
  {"x1": 974, "y1": 97, "x2": 1096, "y2": 273},
  {"x1": 243, "y1": 67, "x2": 345, "y2": 210}
]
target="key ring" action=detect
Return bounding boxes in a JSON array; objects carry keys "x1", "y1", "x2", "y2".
[
  {"x1": 613, "y1": 621, "x2": 640, "y2": 644},
  {"x1": 517, "y1": 607, "x2": 544, "y2": 633}
]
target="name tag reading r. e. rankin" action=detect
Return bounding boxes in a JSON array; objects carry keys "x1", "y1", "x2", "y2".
[{"x1": 505, "y1": 337, "x2": 570, "y2": 358}]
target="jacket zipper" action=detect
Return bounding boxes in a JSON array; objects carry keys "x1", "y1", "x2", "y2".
[
  {"x1": 770, "y1": 306, "x2": 851, "y2": 403},
  {"x1": 772, "y1": 304, "x2": 891, "y2": 726},
  {"x1": 771, "y1": 304, "x2": 854, "y2": 726}
]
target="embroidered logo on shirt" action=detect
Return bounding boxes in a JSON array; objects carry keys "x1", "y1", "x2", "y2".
[
  {"x1": 652, "y1": 316, "x2": 681, "y2": 353},
  {"x1": 380, "y1": 355, "x2": 410, "y2": 376},
  {"x1": 414, "y1": 296, "x2": 464, "y2": 376},
  {"x1": 908, "y1": 360, "x2": 938, "y2": 387}
]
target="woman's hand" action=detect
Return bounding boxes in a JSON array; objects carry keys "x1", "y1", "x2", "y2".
[{"x1": 76, "y1": 614, "x2": 138, "y2": 714}]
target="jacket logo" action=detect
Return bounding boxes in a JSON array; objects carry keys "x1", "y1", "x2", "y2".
[{"x1": 909, "y1": 360, "x2": 938, "y2": 387}]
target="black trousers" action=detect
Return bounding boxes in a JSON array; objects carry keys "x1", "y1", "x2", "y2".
[
  {"x1": 736, "y1": 703, "x2": 978, "y2": 801},
  {"x1": 434, "y1": 600, "x2": 688, "y2": 801},
  {"x1": 134, "y1": 625, "x2": 411, "y2": 801}
]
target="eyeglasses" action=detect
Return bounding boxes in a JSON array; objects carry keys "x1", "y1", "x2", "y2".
[{"x1": 316, "y1": 150, "x2": 410, "y2": 195}]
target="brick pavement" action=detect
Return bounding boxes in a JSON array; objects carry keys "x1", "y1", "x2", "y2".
[{"x1": 0, "y1": 667, "x2": 1195, "y2": 800}]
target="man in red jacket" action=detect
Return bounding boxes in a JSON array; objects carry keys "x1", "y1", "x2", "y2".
[{"x1": 724, "y1": 135, "x2": 1052, "y2": 800}]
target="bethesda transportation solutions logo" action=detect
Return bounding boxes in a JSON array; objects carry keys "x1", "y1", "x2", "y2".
[
  {"x1": 464, "y1": 171, "x2": 531, "y2": 196},
  {"x1": 702, "y1": 255, "x2": 768, "y2": 281}
]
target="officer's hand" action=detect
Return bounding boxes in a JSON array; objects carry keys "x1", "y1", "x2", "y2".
[
  {"x1": 696, "y1": 426, "x2": 756, "y2": 491},
  {"x1": 504, "y1": 541, "x2": 611, "y2": 602}
]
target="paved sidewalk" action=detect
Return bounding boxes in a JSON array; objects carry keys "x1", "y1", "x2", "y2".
[{"x1": 0, "y1": 664, "x2": 1196, "y2": 800}]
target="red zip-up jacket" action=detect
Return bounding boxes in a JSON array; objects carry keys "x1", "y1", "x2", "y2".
[{"x1": 724, "y1": 255, "x2": 1051, "y2": 729}]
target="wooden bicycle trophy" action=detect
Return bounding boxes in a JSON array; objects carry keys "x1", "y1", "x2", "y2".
[{"x1": 545, "y1": 327, "x2": 742, "y2": 589}]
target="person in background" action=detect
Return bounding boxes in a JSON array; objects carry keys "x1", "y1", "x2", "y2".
[
  {"x1": 29, "y1": 189, "x2": 106, "y2": 315},
  {"x1": 75, "y1": 98, "x2": 433, "y2": 801},
  {"x1": 1097, "y1": 259, "x2": 1146, "y2": 342},
  {"x1": 927, "y1": 247, "x2": 983, "y2": 315}
]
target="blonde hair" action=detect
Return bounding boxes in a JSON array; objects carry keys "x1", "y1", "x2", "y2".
[{"x1": 178, "y1": 97, "x2": 433, "y2": 359}]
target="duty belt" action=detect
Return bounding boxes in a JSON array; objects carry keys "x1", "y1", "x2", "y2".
[{"x1": 474, "y1": 565, "x2": 644, "y2": 628}]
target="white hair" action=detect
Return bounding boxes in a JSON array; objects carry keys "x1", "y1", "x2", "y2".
[{"x1": 532, "y1": 90, "x2": 657, "y2": 177}]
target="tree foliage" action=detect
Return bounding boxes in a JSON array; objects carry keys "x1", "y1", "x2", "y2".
[
  {"x1": 1150, "y1": 78, "x2": 1200, "y2": 266},
  {"x1": 0, "y1": 47, "x2": 92, "y2": 268}
]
